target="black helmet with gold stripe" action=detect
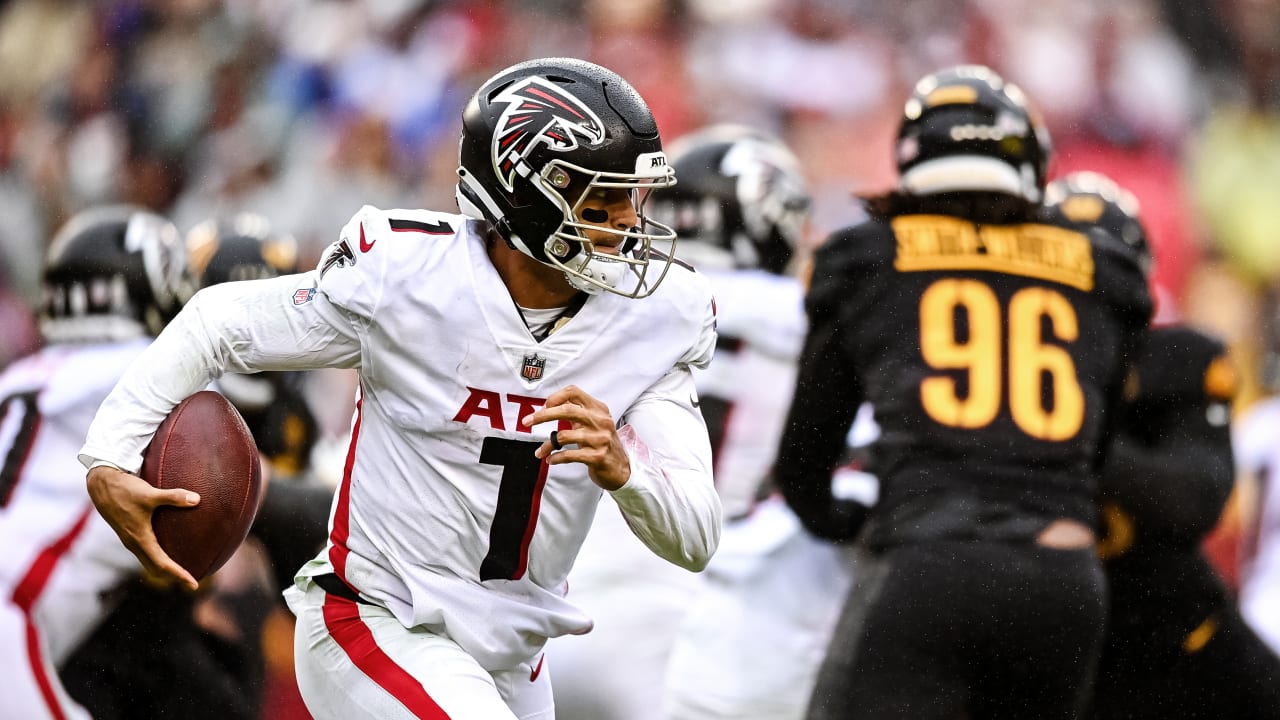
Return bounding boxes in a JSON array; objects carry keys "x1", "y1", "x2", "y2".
[
  {"x1": 896, "y1": 65, "x2": 1052, "y2": 203},
  {"x1": 1044, "y1": 171, "x2": 1151, "y2": 273},
  {"x1": 186, "y1": 213, "x2": 298, "y2": 289}
]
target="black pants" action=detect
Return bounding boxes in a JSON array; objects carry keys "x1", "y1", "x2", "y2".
[
  {"x1": 807, "y1": 540, "x2": 1107, "y2": 720},
  {"x1": 60, "y1": 581, "x2": 267, "y2": 720},
  {"x1": 1093, "y1": 594, "x2": 1280, "y2": 719}
]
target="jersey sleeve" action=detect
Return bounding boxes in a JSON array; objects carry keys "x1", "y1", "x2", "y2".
[
  {"x1": 677, "y1": 275, "x2": 718, "y2": 370},
  {"x1": 774, "y1": 226, "x2": 880, "y2": 540},
  {"x1": 1100, "y1": 327, "x2": 1235, "y2": 547},
  {"x1": 1091, "y1": 229, "x2": 1154, "y2": 358},
  {"x1": 314, "y1": 205, "x2": 393, "y2": 320},
  {"x1": 611, "y1": 364, "x2": 721, "y2": 571},
  {"x1": 79, "y1": 273, "x2": 362, "y2": 473}
]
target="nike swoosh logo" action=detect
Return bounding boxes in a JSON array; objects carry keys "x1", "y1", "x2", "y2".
[
  {"x1": 358, "y1": 224, "x2": 375, "y2": 253},
  {"x1": 530, "y1": 653, "x2": 545, "y2": 682}
]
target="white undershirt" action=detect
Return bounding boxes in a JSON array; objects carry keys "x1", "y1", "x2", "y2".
[{"x1": 516, "y1": 304, "x2": 568, "y2": 340}]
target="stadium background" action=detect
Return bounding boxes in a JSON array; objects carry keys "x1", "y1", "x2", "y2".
[{"x1": 0, "y1": 0, "x2": 1276, "y2": 718}]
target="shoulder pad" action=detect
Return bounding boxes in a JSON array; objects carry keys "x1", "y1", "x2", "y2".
[
  {"x1": 651, "y1": 263, "x2": 716, "y2": 369},
  {"x1": 315, "y1": 206, "x2": 462, "y2": 318},
  {"x1": 1135, "y1": 326, "x2": 1232, "y2": 403},
  {"x1": 806, "y1": 221, "x2": 893, "y2": 319}
]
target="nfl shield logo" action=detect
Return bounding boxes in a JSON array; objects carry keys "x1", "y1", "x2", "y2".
[{"x1": 522, "y1": 353, "x2": 546, "y2": 381}]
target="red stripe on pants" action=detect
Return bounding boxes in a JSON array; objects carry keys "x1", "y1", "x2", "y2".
[
  {"x1": 12, "y1": 505, "x2": 93, "y2": 720},
  {"x1": 321, "y1": 593, "x2": 450, "y2": 719}
]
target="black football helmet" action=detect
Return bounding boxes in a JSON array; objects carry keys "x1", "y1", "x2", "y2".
[
  {"x1": 649, "y1": 125, "x2": 810, "y2": 275},
  {"x1": 185, "y1": 212, "x2": 299, "y2": 289},
  {"x1": 456, "y1": 57, "x2": 678, "y2": 298},
  {"x1": 1045, "y1": 171, "x2": 1151, "y2": 271},
  {"x1": 41, "y1": 205, "x2": 192, "y2": 343},
  {"x1": 896, "y1": 65, "x2": 1052, "y2": 203}
]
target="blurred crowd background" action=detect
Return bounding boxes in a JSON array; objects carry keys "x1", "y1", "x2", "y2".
[
  {"x1": 2, "y1": 0, "x2": 1279, "y2": 390},
  {"x1": 2, "y1": 0, "x2": 1279, "y2": 717},
  {"x1": 0, "y1": 0, "x2": 1278, "y2": 702}
]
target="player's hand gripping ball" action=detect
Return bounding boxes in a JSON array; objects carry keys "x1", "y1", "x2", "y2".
[{"x1": 139, "y1": 390, "x2": 263, "y2": 580}]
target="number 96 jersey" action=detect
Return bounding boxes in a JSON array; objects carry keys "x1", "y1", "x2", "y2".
[{"x1": 782, "y1": 213, "x2": 1151, "y2": 545}]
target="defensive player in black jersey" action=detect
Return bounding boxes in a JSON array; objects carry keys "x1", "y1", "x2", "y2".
[
  {"x1": 1044, "y1": 172, "x2": 1280, "y2": 720},
  {"x1": 775, "y1": 66, "x2": 1152, "y2": 720}
]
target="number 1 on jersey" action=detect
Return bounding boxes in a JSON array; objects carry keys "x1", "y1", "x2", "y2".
[{"x1": 478, "y1": 437, "x2": 548, "y2": 581}]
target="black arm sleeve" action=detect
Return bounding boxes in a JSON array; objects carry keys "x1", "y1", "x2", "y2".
[
  {"x1": 774, "y1": 233, "x2": 871, "y2": 541},
  {"x1": 1100, "y1": 326, "x2": 1235, "y2": 547},
  {"x1": 1100, "y1": 420, "x2": 1233, "y2": 546}
]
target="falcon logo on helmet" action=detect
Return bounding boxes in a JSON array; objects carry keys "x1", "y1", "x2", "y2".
[{"x1": 491, "y1": 77, "x2": 606, "y2": 192}]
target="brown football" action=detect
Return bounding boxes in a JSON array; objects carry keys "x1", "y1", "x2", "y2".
[{"x1": 139, "y1": 390, "x2": 263, "y2": 581}]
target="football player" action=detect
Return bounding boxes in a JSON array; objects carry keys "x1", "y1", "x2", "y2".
[
  {"x1": 1238, "y1": 383, "x2": 1280, "y2": 658},
  {"x1": 658, "y1": 125, "x2": 863, "y2": 720},
  {"x1": 57, "y1": 214, "x2": 334, "y2": 720},
  {"x1": 0, "y1": 206, "x2": 192, "y2": 720},
  {"x1": 79, "y1": 58, "x2": 720, "y2": 720},
  {"x1": 776, "y1": 66, "x2": 1152, "y2": 720},
  {"x1": 1237, "y1": 282, "x2": 1280, "y2": 659},
  {"x1": 1044, "y1": 172, "x2": 1280, "y2": 719},
  {"x1": 547, "y1": 125, "x2": 841, "y2": 720}
]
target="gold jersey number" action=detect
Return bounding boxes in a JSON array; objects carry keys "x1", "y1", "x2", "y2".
[{"x1": 919, "y1": 278, "x2": 1085, "y2": 441}]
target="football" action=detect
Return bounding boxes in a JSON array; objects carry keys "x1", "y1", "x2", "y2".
[{"x1": 139, "y1": 390, "x2": 263, "y2": 581}]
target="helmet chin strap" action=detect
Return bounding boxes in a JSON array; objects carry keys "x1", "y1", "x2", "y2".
[
  {"x1": 457, "y1": 176, "x2": 620, "y2": 293},
  {"x1": 545, "y1": 235, "x2": 620, "y2": 294}
]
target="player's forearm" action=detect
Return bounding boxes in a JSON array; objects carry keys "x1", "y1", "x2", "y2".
[
  {"x1": 775, "y1": 322, "x2": 865, "y2": 540},
  {"x1": 78, "y1": 292, "x2": 235, "y2": 471},
  {"x1": 1101, "y1": 431, "x2": 1234, "y2": 542},
  {"x1": 609, "y1": 424, "x2": 721, "y2": 571}
]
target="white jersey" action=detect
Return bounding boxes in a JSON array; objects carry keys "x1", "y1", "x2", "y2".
[
  {"x1": 1, "y1": 341, "x2": 149, "y2": 720},
  {"x1": 548, "y1": 269, "x2": 808, "y2": 719},
  {"x1": 1235, "y1": 397, "x2": 1280, "y2": 655},
  {"x1": 81, "y1": 205, "x2": 720, "y2": 671},
  {"x1": 693, "y1": 269, "x2": 806, "y2": 518}
]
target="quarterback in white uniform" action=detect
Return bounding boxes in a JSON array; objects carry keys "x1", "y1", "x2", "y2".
[
  {"x1": 80, "y1": 58, "x2": 720, "y2": 720},
  {"x1": 0, "y1": 207, "x2": 191, "y2": 720}
]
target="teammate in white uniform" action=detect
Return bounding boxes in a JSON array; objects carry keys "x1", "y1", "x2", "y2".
[
  {"x1": 0, "y1": 207, "x2": 191, "y2": 720},
  {"x1": 79, "y1": 58, "x2": 721, "y2": 720},
  {"x1": 1235, "y1": 396, "x2": 1280, "y2": 655},
  {"x1": 547, "y1": 125, "x2": 854, "y2": 720},
  {"x1": 57, "y1": 213, "x2": 317, "y2": 720},
  {"x1": 660, "y1": 128, "x2": 874, "y2": 720}
]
